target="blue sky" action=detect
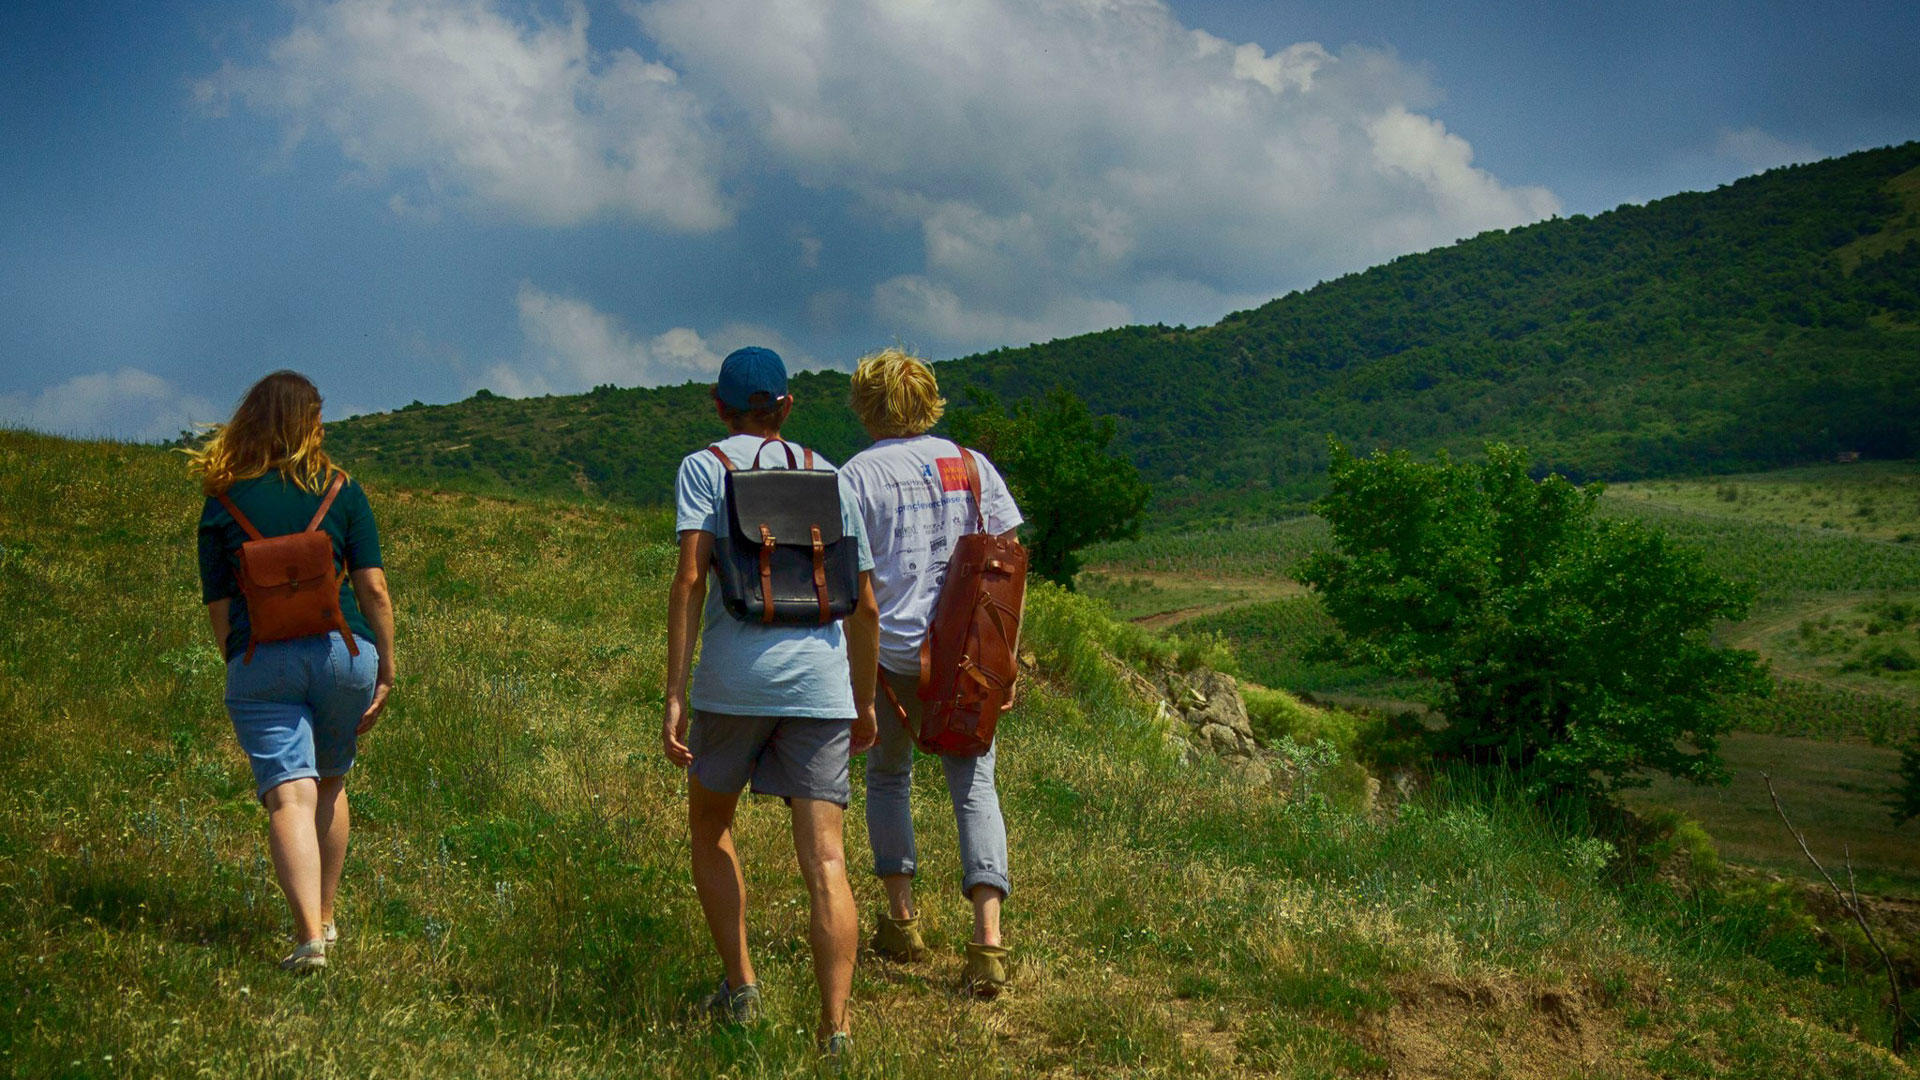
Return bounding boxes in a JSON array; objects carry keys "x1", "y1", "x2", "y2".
[{"x1": 2, "y1": 0, "x2": 1915, "y2": 440}]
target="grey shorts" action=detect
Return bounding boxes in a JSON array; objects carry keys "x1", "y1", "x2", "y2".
[{"x1": 689, "y1": 710, "x2": 852, "y2": 807}]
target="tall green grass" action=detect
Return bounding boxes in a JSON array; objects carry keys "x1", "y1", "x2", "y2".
[{"x1": 1, "y1": 432, "x2": 1910, "y2": 1077}]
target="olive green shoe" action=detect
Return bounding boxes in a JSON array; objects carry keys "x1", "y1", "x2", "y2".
[
  {"x1": 962, "y1": 943, "x2": 1010, "y2": 997},
  {"x1": 871, "y1": 911, "x2": 926, "y2": 962}
]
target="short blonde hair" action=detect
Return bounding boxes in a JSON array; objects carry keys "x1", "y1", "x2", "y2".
[{"x1": 849, "y1": 348, "x2": 945, "y2": 437}]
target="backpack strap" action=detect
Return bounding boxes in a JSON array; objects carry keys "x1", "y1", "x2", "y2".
[
  {"x1": 306, "y1": 472, "x2": 347, "y2": 532},
  {"x1": 750, "y1": 436, "x2": 800, "y2": 471},
  {"x1": 810, "y1": 525, "x2": 830, "y2": 623},
  {"x1": 714, "y1": 440, "x2": 815, "y2": 471},
  {"x1": 310, "y1": 472, "x2": 360, "y2": 658},
  {"x1": 954, "y1": 443, "x2": 987, "y2": 533},
  {"x1": 879, "y1": 672, "x2": 912, "y2": 727},
  {"x1": 217, "y1": 471, "x2": 347, "y2": 540},
  {"x1": 757, "y1": 524, "x2": 777, "y2": 625},
  {"x1": 216, "y1": 493, "x2": 266, "y2": 542}
]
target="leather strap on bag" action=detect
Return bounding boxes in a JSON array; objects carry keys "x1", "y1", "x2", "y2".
[
  {"x1": 918, "y1": 444, "x2": 988, "y2": 702},
  {"x1": 879, "y1": 672, "x2": 911, "y2": 726},
  {"x1": 956, "y1": 443, "x2": 985, "y2": 532},
  {"x1": 217, "y1": 471, "x2": 348, "y2": 539},
  {"x1": 757, "y1": 524, "x2": 776, "y2": 624},
  {"x1": 708, "y1": 441, "x2": 816, "y2": 472},
  {"x1": 810, "y1": 525, "x2": 830, "y2": 624}
]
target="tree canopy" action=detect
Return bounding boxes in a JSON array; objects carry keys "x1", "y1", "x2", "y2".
[
  {"x1": 947, "y1": 388, "x2": 1149, "y2": 586},
  {"x1": 1298, "y1": 442, "x2": 1769, "y2": 800}
]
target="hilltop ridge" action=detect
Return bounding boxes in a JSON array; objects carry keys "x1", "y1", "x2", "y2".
[{"x1": 329, "y1": 142, "x2": 1920, "y2": 527}]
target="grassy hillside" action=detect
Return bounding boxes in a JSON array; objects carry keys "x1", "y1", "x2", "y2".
[
  {"x1": 328, "y1": 142, "x2": 1920, "y2": 527},
  {"x1": 2, "y1": 432, "x2": 1913, "y2": 1077}
]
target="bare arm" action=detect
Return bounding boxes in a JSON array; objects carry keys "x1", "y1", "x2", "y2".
[
  {"x1": 663, "y1": 530, "x2": 712, "y2": 767},
  {"x1": 205, "y1": 599, "x2": 231, "y2": 655},
  {"x1": 845, "y1": 571, "x2": 880, "y2": 753},
  {"x1": 350, "y1": 567, "x2": 396, "y2": 733}
]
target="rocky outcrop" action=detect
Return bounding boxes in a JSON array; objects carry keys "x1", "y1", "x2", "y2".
[{"x1": 1119, "y1": 662, "x2": 1273, "y2": 787}]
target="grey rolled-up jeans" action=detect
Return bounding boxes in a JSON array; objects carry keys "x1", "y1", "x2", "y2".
[{"x1": 865, "y1": 668, "x2": 1011, "y2": 899}]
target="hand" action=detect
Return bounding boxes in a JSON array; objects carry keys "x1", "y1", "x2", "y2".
[
  {"x1": 662, "y1": 694, "x2": 693, "y2": 768},
  {"x1": 358, "y1": 665, "x2": 395, "y2": 734},
  {"x1": 850, "y1": 702, "x2": 878, "y2": 755}
]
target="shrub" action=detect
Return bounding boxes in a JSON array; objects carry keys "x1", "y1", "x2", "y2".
[
  {"x1": 948, "y1": 387, "x2": 1150, "y2": 586},
  {"x1": 1298, "y1": 442, "x2": 1769, "y2": 801}
]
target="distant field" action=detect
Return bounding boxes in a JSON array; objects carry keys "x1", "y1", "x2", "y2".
[
  {"x1": 1617, "y1": 733, "x2": 1916, "y2": 894},
  {"x1": 1609, "y1": 459, "x2": 1920, "y2": 542},
  {"x1": 1074, "y1": 570, "x2": 1302, "y2": 625},
  {"x1": 1083, "y1": 516, "x2": 1328, "y2": 579}
]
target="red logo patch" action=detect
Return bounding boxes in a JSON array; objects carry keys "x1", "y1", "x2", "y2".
[{"x1": 935, "y1": 457, "x2": 970, "y2": 492}]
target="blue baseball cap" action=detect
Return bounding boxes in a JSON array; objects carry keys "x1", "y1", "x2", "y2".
[{"x1": 715, "y1": 346, "x2": 789, "y2": 410}]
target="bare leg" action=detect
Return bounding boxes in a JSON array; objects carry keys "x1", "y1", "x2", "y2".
[
  {"x1": 791, "y1": 798, "x2": 857, "y2": 1039},
  {"x1": 314, "y1": 776, "x2": 349, "y2": 929},
  {"x1": 263, "y1": 778, "x2": 324, "y2": 943},
  {"x1": 882, "y1": 873, "x2": 915, "y2": 921},
  {"x1": 688, "y1": 777, "x2": 755, "y2": 989},
  {"x1": 970, "y1": 884, "x2": 1004, "y2": 947}
]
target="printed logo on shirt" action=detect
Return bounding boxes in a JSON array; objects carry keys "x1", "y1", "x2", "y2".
[{"x1": 934, "y1": 457, "x2": 970, "y2": 492}]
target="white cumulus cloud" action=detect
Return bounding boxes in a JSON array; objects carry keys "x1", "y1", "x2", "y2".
[
  {"x1": 637, "y1": 0, "x2": 1559, "y2": 345},
  {"x1": 478, "y1": 282, "x2": 810, "y2": 396},
  {"x1": 215, "y1": 0, "x2": 1560, "y2": 354},
  {"x1": 202, "y1": 0, "x2": 731, "y2": 229},
  {"x1": 0, "y1": 368, "x2": 219, "y2": 443}
]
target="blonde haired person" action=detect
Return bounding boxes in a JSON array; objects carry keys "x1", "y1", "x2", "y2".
[
  {"x1": 189, "y1": 371, "x2": 395, "y2": 973},
  {"x1": 837, "y1": 348, "x2": 1023, "y2": 995}
]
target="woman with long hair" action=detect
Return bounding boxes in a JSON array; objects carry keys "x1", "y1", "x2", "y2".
[{"x1": 188, "y1": 371, "x2": 395, "y2": 972}]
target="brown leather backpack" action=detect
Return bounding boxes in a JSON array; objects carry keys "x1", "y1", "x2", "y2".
[
  {"x1": 884, "y1": 446, "x2": 1028, "y2": 756},
  {"x1": 217, "y1": 472, "x2": 359, "y2": 664}
]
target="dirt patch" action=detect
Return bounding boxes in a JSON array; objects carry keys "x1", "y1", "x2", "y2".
[{"x1": 1381, "y1": 976, "x2": 1645, "y2": 1080}]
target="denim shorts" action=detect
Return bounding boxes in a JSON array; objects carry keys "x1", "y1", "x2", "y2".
[
  {"x1": 225, "y1": 632, "x2": 379, "y2": 800},
  {"x1": 689, "y1": 710, "x2": 851, "y2": 807}
]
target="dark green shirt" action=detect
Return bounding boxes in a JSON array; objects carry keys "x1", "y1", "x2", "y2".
[{"x1": 197, "y1": 472, "x2": 384, "y2": 661}]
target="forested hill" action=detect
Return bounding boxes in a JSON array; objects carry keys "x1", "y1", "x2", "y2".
[{"x1": 329, "y1": 141, "x2": 1920, "y2": 527}]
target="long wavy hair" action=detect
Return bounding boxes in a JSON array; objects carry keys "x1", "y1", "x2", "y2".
[{"x1": 184, "y1": 371, "x2": 341, "y2": 496}]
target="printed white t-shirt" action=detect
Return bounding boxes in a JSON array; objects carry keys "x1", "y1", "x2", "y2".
[{"x1": 839, "y1": 435, "x2": 1024, "y2": 675}]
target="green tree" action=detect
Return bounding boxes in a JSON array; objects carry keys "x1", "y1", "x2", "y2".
[
  {"x1": 948, "y1": 387, "x2": 1149, "y2": 586},
  {"x1": 1297, "y1": 441, "x2": 1768, "y2": 800}
]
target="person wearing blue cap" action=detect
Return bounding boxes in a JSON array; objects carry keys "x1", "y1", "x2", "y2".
[{"x1": 661, "y1": 346, "x2": 879, "y2": 1062}]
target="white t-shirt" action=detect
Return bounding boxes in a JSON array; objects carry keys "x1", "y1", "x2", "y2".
[{"x1": 839, "y1": 435, "x2": 1024, "y2": 675}]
